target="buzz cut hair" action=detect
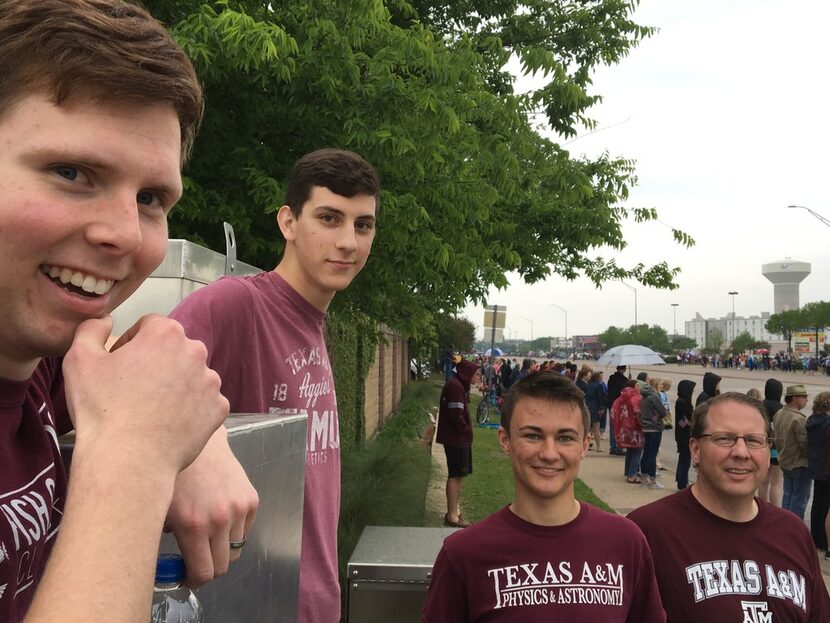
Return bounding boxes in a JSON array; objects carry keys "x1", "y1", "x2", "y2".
[{"x1": 501, "y1": 371, "x2": 590, "y2": 438}]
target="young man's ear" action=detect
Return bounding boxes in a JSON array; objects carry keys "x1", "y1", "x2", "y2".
[
  {"x1": 276, "y1": 205, "x2": 296, "y2": 242},
  {"x1": 497, "y1": 426, "x2": 511, "y2": 454}
]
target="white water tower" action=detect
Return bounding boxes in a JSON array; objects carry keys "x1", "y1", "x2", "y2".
[{"x1": 762, "y1": 259, "x2": 811, "y2": 313}]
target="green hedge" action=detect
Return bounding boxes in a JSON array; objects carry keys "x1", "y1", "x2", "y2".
[{"x1": 325, "y1": 308, "x2": 378, "y2": 452}]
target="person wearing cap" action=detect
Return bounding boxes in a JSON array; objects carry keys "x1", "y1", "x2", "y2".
[{"x1": 776, "y1": 384, "x2": 811, "y2": 519}]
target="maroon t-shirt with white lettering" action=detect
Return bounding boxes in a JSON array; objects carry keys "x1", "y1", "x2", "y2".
[
  {"x1": 0, "y1": 358, "x2": 71, "y2": 623},
  {"x1": 170, "y1": 271, "x2": 341, "y2": 623},
  {"x1": 628, "y1": 487, "x2": 830, "y2": 622},
  {"x1": 423, "y1": 504, "x2": 665, "y2": 622}
]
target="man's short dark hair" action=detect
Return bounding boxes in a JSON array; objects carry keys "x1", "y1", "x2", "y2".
[
  {"x1": 501, "y1": 371, "x2": 590, "y2": 437},
  {"x1": 0, "y1": 0, "x2": 204, "y2": 165},
  {"x1": 285, "y1": 148, "x2": 380, "y2": 217},
  {"x1": 691, "y1": 392, "x2": 771, "y2": 439}
]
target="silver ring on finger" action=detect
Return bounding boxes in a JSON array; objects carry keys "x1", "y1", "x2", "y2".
[{"x1": 229, "y1": 536, "x2": 247, "y2": 550}]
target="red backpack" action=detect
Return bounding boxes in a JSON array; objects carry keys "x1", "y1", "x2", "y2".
[{"x1": 612, "y1": 386, "x2": 644, "y2": 449}]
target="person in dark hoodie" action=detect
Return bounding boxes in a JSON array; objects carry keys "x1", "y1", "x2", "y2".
[
  {"x1": 674, "y1": 380, "x2": 696, "y2": 489},
  {"x1": 759, "y1": 378, "x2": 784, "y2": 506},
  {"x1": 695, "y1": 371, "x2": 721, "y2": 406},
  {"x1": 806, "y1": 391, "x2": 830, "y2": 554},
  {"x1": 437, "y1": 358, "x2": 481, "y2": 527}
]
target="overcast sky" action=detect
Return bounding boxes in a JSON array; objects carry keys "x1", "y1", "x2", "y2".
[{"x1": 463, "y1": 0, "x2": 830, "y2": 342}]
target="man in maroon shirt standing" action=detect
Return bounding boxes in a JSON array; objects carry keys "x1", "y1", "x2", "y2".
[
  {"x1": 628, "y1": 392, "x2": 830, "y2": 622},
  {"x1": 424, "y1": 371, "x2": 665, "y2": 622}
]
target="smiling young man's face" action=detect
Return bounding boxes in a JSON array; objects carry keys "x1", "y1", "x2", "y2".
[
  {"x1": 0, "y1": 92, "x2": 182, "y2": 379},
  {"x1": 498, "y1": 396, "x2": 590, "y2": 507}
]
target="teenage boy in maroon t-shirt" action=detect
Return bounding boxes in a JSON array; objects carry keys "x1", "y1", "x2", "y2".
[
  {"x1": 423, "y1": 372, "x2": 665, "y2": 622},
  {"x1": 170, "y1": 149, "x2": 380, "y2": 623},
  {"x1": 628, "y1": 392, "x2": 830, "y2": 622}
]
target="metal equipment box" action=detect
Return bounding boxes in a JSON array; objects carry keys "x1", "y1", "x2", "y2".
[
  {"x1": 60, "y1": 413, "x2": 307, "y2": 623},
  {"x1": 346, "y1": 526, "x2": 459, "y2": 623},
  {"x1": 110, "y1": 237, "x2": 260, "y2": 335}
]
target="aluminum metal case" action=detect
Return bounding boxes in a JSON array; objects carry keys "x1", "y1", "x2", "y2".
[
  {"x1": 346, "y1": 526, "x2": 458, "y2": 623},
  {"x1": 110, "y1": 238, "x2": 260, "y2": 335},
  {"x1": 60, "y1": 413, "x2": 307, "y2": 623}
]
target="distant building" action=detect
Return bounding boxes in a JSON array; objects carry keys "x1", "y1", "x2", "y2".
[{"x1": 685, "y1": 312, "x2": 781, "y2": 349}]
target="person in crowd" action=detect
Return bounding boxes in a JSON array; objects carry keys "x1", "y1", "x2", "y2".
[
  {"x1": 444, "y1": 347, "x2": 455, "y2": 381},
  {"x1": 171, "y1": 148, "x2": 380, "y2": 622},
  {"x1": 695, "y1": 371, "x2": 721, "y2": 406},
  {"x1": 575, "y1": 366, "x2": 590, "y2": 394},
  {"x1": 746, "y1": 387, "x2": 762, "y2": 401},
  {"x1": 500, "y1": 358, "x2": 513, "y2": 389},
  {"x1": 758, "y1": 378, "x2": 784, "y2": 506},
  {"x1": 510, "y1": 358, "x2": 534, "y2": 386},
  {"x1": 629, "y1": 393, "x2": 830, "y2": 622},
  {"x1": 585, "y1": 371, "x2": 607, "y2": 452},
  {"x1": 0, "y1": 1, "x2": 251, "y2": 620},
  {"x1": 776, "y1": 384, "x2": 811, "y2": 519},
  {"x1": 606, "y1": 365, "x2": 629, "y2": 456},
  {"x1": 639, "y1": 379, "x2": 666, "y2": 489},
  {"x1": 436, "y1": 359, "x2": 481, "y2": 528},
  {"x1": 674, "y1": 380, "x2": 696, "y2": 489},
  {"x1": 659, "y1": 379, "x2": 673, "y2": 430},
  {"x1": 613, "y1": 380, "x2": 644, "y2": 484},
  {"x1": 423, "y1": 372, "x2": 666, "y2": 622},
  {"x1": 807, "y1": 391, "x2": 830, "y2": 555}
]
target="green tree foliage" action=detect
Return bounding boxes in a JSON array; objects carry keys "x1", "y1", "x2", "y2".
[
  {"x1": 766, "y1": 308, "x2": 805, "y2": 354},
  {"x1": 798, "y1": 301, "x2": 830, "y2": 359},
  {"x1": 704, "y1": 328, "x2": 724, "y2": 355},
  {"x1": 435, "y1": 314, "x2": 476, "y2": 355},
  {"x1": 599, "y1": 324, "x2": 670, "y2": 353},
  {"x1": 730, "y1": 331, "x2": 755, "y2": 355},
  {"x1": 669, "y1": 334, "x2": 697, "y2": 351},
  {"x1": 147, "y1": 0, "x2": 692, "y2": 338}
]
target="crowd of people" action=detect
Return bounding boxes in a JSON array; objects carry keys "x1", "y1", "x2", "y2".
[{"x1": 430, "y1": 356, "x2": 830, "y2": 621}]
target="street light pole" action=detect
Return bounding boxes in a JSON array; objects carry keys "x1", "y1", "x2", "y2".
[
  {"x1": 621, "y1": 281, "x2": 638, "y2": 326},
  {"x1": 728, "y1": 291, "x2": 739, "y2": 345},
  {"x1": 550, "y1": 304, "x2": 568, "y2": 357},
  {"x1": 671, "y1": 303, "x2": 679, "y2": 336},
  {"x1": 788, "y1": 204, "x2": 830, "y2": 228},
  {"x1": 519, "y1": 315, "x2": 534, "y2": 341}
]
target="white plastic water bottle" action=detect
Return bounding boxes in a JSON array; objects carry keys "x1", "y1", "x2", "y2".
[{"x1": 151, "y1": 553, "x2": 204, "y2": 623}]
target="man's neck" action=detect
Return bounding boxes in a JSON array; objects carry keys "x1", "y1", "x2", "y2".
[
  {"x1": 691, "y1": 482, "x2": 758, "y2": 523},
  {"x1": 0, "y1": 352, "x2": 40, "y2": 382},
  {"x1": 274, "y1": 261, "x2": 334, "y2": 314},
  {"x1": 509, "y1": 491, "x2": 580, "y2": 527}
]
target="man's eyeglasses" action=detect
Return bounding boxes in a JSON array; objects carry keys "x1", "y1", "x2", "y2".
[{"x1": 697, "y1": 432, "x2": 771, "y2": 450}]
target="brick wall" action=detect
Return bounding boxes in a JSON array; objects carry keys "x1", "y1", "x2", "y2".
[{"x1": 363, "y1": 326, "x2": 409, "y2": 439}]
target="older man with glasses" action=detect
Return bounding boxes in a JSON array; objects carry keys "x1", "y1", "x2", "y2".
[{"x1": 628, "y1": 392, "x2": 830, "y2": 622}]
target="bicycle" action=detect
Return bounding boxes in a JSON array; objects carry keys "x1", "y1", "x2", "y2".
[{"x1": 476, "y1": 383, "x2": 502, "y2": 425}]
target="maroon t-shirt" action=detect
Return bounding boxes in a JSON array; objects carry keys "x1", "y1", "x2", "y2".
[
  {"x1": 170, "y1": 271, "x2": 341, "y2": 623},
  {"x1": 628, "y1": 487, "x2": 830, "y2": 622},
  {"x1": 423, "y1": 504, "x2": 666, "y2": 622},
  {"x1": 0, "y1": 358, "x2": 71, "y2": 623}
]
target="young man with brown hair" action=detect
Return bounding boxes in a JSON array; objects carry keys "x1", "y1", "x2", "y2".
[
  {"x1": 0, "y1": 1, "x2": 259, "y2": 621},
  {"x1": 628, "y1": 392, "x2": 830, "y2": 622},
  {"x1": 170, "y1": 147, "x2": 380, "y2": 623},
  {"x1": 423, "y1": 372, "x2": 665, "y2": 622}
]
